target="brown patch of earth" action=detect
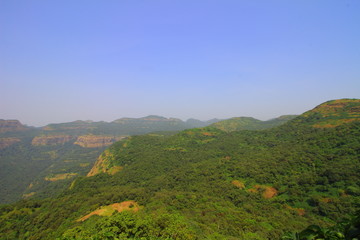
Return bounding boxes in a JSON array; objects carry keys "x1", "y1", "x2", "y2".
[
  {"x1": 77, "y1": 200, "x2": 140, "y2": 222},
  {"x1": 247, "y1": 185, "x2": 278, "y2": 199},
  {"x1": 45, "y1": 173, "x2": 77, "y2": 181},
  {"x1": 111, "y1": 201, "x2": 139, "y2": 212},
  {"x1": 262, "y1": 186, "x2": 278, "y2": 199},
  {"x1": 231, "y1": 180, "x2": 245, "y2": 189},
  {"x1": 202, "y1": 132, "x2": 214, "y2": 136}
]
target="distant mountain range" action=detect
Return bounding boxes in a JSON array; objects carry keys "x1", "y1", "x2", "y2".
[
  {"x1": 0, "y1": 114, "x2": 297, "y2": 204},
  {"x1": 1, "y1": 98, "x2": 359, "y2": 239},
  {"x1": 2, "y1": 99, "x2": 359, "y2": 205},
  {"x1": 211, "y1": 115, "x2": 298, "y2": 132}
]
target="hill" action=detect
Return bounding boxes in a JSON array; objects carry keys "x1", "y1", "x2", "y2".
[
  {"x1": 292, "y1": 98, "x2": 360, "y2": 128},
  {"x1": 0, "y1": 120, "x2": 30, "y2": 133},
  {"x1": 0, "y1": 99, "x2": 359, "y2": 239},
  {"x1": 0, "y1": 116, "x2": 221, "y2": 204},
  {"x1": 211, "y1": 115, "x2": 297, "y2": 132},
  {"x1": 42, "y1": 116, "x2": 219, "y2": 136}
]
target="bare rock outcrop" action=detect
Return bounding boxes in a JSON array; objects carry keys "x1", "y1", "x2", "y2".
[
  {"x1": 32, "y1": 135, "x2": 73, "y2": 146},
  {"x1": 0, "y1": 120, "x2": 27, "y2": 133},
  {"x1": 74, "y1": 135, "x2": 123, "y2": 148}
]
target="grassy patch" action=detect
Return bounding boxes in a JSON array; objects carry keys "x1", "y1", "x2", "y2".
[
  {"x1": 45, "y1": 173, "x2": 78, "y2": 182},
  {"x1": 77, "y1": 201, "x2": 140, "y2": 222}
]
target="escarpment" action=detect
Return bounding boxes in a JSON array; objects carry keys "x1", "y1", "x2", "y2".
[
  {"x1": 74, "y1": 135, "x2": 124, "y2": 148},
  {"x1": 0, "y1": 120, "x2": 28, "y2": 133},
  {"x1": 32, "y1": 135, "x2": 73, "y2": 146}
]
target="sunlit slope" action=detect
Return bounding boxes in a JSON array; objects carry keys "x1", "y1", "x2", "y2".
[{"x1": 291, "y1": 98, "x2": 360, "y2": 128}]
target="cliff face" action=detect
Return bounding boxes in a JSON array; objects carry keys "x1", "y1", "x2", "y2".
[
  {"x1": 0, "y1": 138, "x2": 21, "y2": 149},
  {"x1": 0, "y1": 120, "x2": 28, "y2": 133},
  {"x1": 31, "y1": 135, "x2": 73, "y2": 146},
  {"x1": 74, "y1": 135, "x2": 123, "y2": 148}
]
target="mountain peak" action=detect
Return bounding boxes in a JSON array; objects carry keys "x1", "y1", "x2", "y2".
[
  {"x1": 140, "y1": 115, "x2": 168, "y2": 121},
  {"x1": 211, "y1": 117, "x2": 268, "y2": 132},
  {"x1": 307, "y1": 98, "x2": 360, "y2": 115},
  {"x1": 295, "y1": 98, "x2": 360, "y2": 128}
]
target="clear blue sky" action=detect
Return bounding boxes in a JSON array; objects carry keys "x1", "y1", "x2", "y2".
[{"x1": 1, "y1": 0, "x2": 359, "y2": 126}]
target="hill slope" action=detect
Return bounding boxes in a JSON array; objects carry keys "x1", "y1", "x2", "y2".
[
  {"x1": 292, "y1": 98, "x2": 360, "y2": 128},
  {"x1": 211, "y1": 115, "x2": 297, "y2": 132},
  {"x1": 0, "y1": 116, "x2": 221, "y2": 204},
  {"x1": 0, "y1": 99, "x2": 359, "y2": 239}
]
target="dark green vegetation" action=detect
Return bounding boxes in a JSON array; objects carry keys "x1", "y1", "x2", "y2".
[
  {"x1": 0, "y1": 138, "x2": 104, "y2": 204},
  {"x1": 43, "y1": 115, "x2": 220, "y2": 136},
  {"x1": 0, "y1": 116, "x2": 221, "y2": 204},
  {"x1": 282, "y1": 211, "x2": 360, "y2": 240},
  {"x1": 0, "y1": 99, "x2": 359, "y2": 239}
]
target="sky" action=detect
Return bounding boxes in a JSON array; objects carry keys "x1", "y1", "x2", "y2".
[{"x1": 1, "y1": 0, "x2": 359, "y2": 127}]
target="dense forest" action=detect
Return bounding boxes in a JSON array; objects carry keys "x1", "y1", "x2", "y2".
[
  {"x1": 0, "y1": 115, "x2": 222, "y2": 204},
  {"x1": 0, "y1": 99, "x2": 359, "y2": 239},
  {"x1": 0, "y1": 115, "x2": 293, "y2": 204}
]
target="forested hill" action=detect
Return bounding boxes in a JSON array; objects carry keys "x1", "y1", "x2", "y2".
[
  {"x1": 210, "y1": 115, "x2": 297, "y2": 132},
  {"x1": 0, "y1": 116, "x2": 222, "y2": 204},
  {"x1": 41, "y1": 115, "x2": 221, "y2": 136},
  {"x1": 0, "y1": 99, "x2": 359, "y2": 239},
  {"x1": 291, "y1": 98, "x2": 360, "y2": 127}
]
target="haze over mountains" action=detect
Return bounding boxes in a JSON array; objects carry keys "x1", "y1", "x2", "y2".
[
  {"x1": 0, "y1": 99, "x2": 359, "y2": 239},
  {"x1": 1, "y1": 0, "x2": 359, "y2": 238},
  {"x1": 0, "y1": 114, "x2": 297, "y2": 204}
]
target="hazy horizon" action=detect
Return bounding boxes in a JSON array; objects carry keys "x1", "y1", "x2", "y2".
[
  {"x1": 1, "y1": 1, "x2": 359, "y2": 127},
  {"x1": 3, "y1": 112, "x2": 301, "y2": 128}
]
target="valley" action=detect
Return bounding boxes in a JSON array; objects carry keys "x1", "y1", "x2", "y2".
[
  {"x1": 0, "y1": 99, "x2": 359, "y2": 239},
  {"x1": 0, "y1": 116, "x2": 221, "y2": 204}
]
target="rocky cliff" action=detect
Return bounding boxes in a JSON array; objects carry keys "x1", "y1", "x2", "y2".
[
  {"x1": 31, "y1": 135, "x2": 73, "y2": 146},
  {"x1": 0, "y1": 120, "x2": 28, "y2": 133},
  {"x1": 74, "y1": 135, "x2": 124, "y2": 148}
]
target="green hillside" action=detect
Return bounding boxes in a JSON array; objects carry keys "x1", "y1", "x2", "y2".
[
  {"x1": 0, "y1": 116, "x2": 221, "y2": 204},
  {"x1": 211, "y1": 115, "x2": 297, "y2": 132},
  {"x1": 292, "y1": 99, "x2": 360, "y2": 128},
  {"x1": 43, "y1": 115, "x2": 219, "y2": 136},
  {"x1": 0, "y1": 135, "x2": 106, "y2": 204},
  {"x1": 0, "y1": 99, "x2": 359, "y2": 239}
]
